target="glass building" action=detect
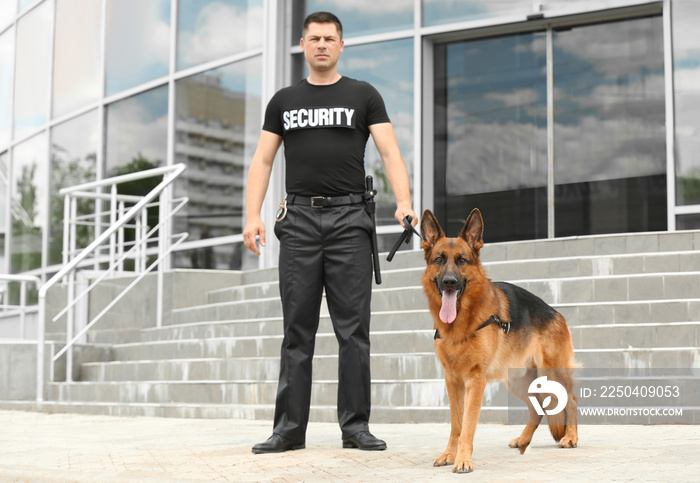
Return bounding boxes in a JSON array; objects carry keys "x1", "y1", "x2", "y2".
[{"x1": 1, "y1": 0, "x2": 699, "y2": 285}]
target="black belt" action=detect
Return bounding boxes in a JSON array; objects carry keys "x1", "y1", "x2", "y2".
[{"x1": 287, "y1": 194, "x2": 365, "y2": 208}]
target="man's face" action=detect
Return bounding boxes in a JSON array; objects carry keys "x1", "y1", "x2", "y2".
[{"x1": 301, "y1": 22, "x2": 344, "y2": 73}]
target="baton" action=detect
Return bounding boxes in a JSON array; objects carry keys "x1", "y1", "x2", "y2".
[
  {"x1": 386, "y1": 215, "x2": 421, "y2": 262},
  {"x1": 365, "y1": 176, "x2": 382, "y2": 285}
]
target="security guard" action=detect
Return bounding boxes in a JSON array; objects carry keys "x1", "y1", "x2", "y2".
[{"x1": 243, "y1": 11, "x2": 417, "y2": 454}]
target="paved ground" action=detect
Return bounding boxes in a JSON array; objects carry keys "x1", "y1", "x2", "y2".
[{"x1": 0, "y1": 410, "x2": 698, "y2": 482}]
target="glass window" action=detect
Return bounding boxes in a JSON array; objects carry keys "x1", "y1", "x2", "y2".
[
  {"x1": 339, "y1": 39, "x2": 414, "y2": 240},
  {"x1": 0, "y1": 151, "x2": 7, "y2": 272},
  {"x1": 434, "y1": 32, "x2": 548, "y2": 241},
  {"x1": 177, "y1": 0, "x2": 263, "y2": 71},
  {"x1": 105, "y1": 0, "x2": 170, "y2": 96},
  {"x1": 19, "y1": 0, "x2": 36, "y2": 11},
  {"x1": 11, "y1": 132, "x2": 47, "y2": 274},
  {"x1": 0, "y1": 29, "x2": 13, "y2": 150},
  {"x1": 673, "y1": 0, "x2": 700, "y2": 207},
  {"x1": 172, "y1": 57, "x2": 262, "y2": 271},
  {"x1": 553, "y1": 17, "x2": 666, "y2": 236},
  {"x1": 424, "y1": 0, "x2": 530, "y2": 28},
  {"x1": 13, "y1": 0, "x2": 52, "y2": 140},
  {"x1": 105, "y1": 86, "x2": 168, "y2": 177},
  {"x1": 676, "y1": 214, "x2": 700, "y2": 230},
  {"x1": 293, "y1": 0, "x2": 413, "y2": 40},
  {"x1": 0, "y1": 0, "x2": 17, "y2": 31},
  {"x1": 53, "y1": 0, "x2": 102, "y2": 119},
  {"x1": 49, "y1": 110, "x2": 98, "y2": 265}
]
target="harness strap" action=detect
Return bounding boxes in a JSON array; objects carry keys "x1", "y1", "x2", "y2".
[
  {"x1": 477, "y1": 315, "x2": 511, "y2": 334},
  {"x1": 433, "y1": 315, "x2": 510, "y2": 340}
]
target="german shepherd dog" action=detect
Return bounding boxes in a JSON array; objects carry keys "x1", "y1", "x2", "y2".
[{"x1": 420, "y1": 208, "x2": 578, "y2": 473}]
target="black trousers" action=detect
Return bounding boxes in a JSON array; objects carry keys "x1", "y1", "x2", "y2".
[{"x1": 272, "y1": 202, "x2": 374, "y2": 441}]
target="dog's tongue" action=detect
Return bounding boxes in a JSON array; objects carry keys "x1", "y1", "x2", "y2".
[{"x1": 440, "y1": 290, "x2": 458, "y2": 324}]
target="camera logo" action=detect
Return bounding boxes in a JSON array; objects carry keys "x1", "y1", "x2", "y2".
[{"x1": 528, "y1": 376, "x2": 568, "y2": 416}]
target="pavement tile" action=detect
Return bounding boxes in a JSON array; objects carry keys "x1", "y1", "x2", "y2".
[{"x1": 0, "y1": 410, "x2": 699, "y2": 482}]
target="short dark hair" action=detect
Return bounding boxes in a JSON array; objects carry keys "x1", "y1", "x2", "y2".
[{"x1": 302, "y1": 11, "x2": 343, "y2": 39}]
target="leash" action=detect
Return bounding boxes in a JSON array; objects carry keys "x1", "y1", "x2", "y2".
[
  {"x1": 386, "y1": 215, "x2": 422, "y2": 262},
  {"x1": 434, "y1": 315, "x2": 510, "y2": 339}
]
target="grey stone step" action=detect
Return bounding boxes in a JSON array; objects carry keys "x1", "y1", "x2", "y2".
[
  {"x1": 45, "y1": 379, "x2": 449, "y2": 407},
  {"x1": 107, "y1": 325, "x2": 697, "y2": 369},
  {"x1": 0, "y1": 399, "x2": 456, "y2": 423},
  {"x1": 46, "y1": 351, "x2": 700, "y2": 406},
  {"x1": 209, "y1": 251, "x2": 700, "y2": 303},
  {"x1": 557, "y1": 298, "x2": 700, "y2": 326},
  {"x1": 81, "y1": 322, "x2": 699, "y2": 384},
  {"x1": 571, "y1": 322, "x2": 700, "y2": 350},
  {"x1": 105, "y1": 310, "x2": 430, "y2": 343},
  {"x1": 228, "y1": 229, "x2": 700, "y2": 289},
  {"x1": 480, "y1": 230, "x2": 700, "y2": 263},
  {"x1": 207, "y1": 251, "x2": 700, "y2": 305},
  {"x1": 109, "y1": 330, "x2": 436, "y2": 361},
  {"x1": 79, "y1": 352, "x2": 443, "y2": 382},
  {"x1": 172, "y1": 271, "x2": 700, "y2": 326}
]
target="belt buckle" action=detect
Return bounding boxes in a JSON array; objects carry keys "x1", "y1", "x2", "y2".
[{"x1": 311, "y1": 196, "x2": 325, "y2": 208}]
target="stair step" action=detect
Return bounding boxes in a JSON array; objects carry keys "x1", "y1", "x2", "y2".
[
  {"x1": 211, "y1": 251, "x2": 700, "y2": 303},
  {"x1": 80, "y1": 353, "x2": 443, "y2": 382}
]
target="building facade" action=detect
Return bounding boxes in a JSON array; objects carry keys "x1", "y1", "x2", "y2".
[{"x1": 1, "y1": 0, "x2": 699, "y2": 291}]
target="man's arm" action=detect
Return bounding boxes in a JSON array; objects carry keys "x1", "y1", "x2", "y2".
[
  {"x1": 368, "y1": 122, "x2": 417, "y2": 228},
  {"x1": 243, "y1": 130, "x2": 283, "y2": 255}
]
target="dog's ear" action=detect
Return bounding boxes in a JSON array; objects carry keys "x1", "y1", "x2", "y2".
[
  {"x1": 460, "y1": 208, "x2": 484, "y2": 253},
  {"x1": 420, "y1": 209, "x2": 444, "y2": 252}
]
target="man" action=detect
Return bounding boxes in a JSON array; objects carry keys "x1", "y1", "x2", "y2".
[{"x1": 243, "y1": 11, "x2": 417, "y2": 454}]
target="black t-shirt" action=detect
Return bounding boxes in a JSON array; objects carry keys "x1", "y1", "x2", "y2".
[{"x1": 262, "y1": 76, "x2": 390, "y2": 196}]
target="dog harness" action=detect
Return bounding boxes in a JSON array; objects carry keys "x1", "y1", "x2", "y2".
[{"x1": 434, "y1": 315, "x2": 510, "y2": 339}]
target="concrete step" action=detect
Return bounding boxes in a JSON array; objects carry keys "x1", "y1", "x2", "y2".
[
  {"x1": 171, "y1": 271, "x2": 700, "y2": 326},
  {"x1": 46, "y1": 356, "x2": 700, "y2": 407},
  {"x1": 227, "y1": 230, "x2": 700, "y2": 289},
  {"x1": 571, "y1": 322, "x2": 700, "y2": 350},
  {"x1": 556, "y1": 298, "x2": 700, "y2": 326},
  {"x1": 209, "y1": 251, "x2": 700, "y2": 303},
  {"x1": 109, "y1": 330, "x2": 436, "y2": 361},
  {"x1": 79, "y1": 352, "x2": 443, "y2": 383},
  {"x1": 82, "y1": 322, "x2": 700, "y2": 383},
  {"x1": 107, "y1": 325, "x2": 698, "y2": 369},
  {"x1": 0, "y1": 399, "x2": 458, "y2": 423}
]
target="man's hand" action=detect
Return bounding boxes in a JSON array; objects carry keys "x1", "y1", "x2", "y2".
[
  {"x1": 395, "y1": 205, "x2": 418, "y2": 230},
  {"x1": 243, "y1": 216, "x2": 266, "y2": 256}
]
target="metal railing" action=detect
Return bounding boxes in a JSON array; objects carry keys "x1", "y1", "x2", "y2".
[
  {"x1": 0, "y1": 275, "x2": 41, "y2": 340},
  {"x1": 36, "y1": 163, "x2": 188, "y2": 402}
]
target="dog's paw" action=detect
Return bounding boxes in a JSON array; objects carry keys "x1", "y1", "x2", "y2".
[
  {"x1": 433, "y1": 452, "x2": 455, "y2": 467},
  {"x1": 508, "y1": 437, "x2": 530, "y2": 454},
  {"x1": 452, "y1": 459, "x2": 474, "y2": 474},
  {"x1": 558, "y1": 435, "x2": 577, "y2": 448}
]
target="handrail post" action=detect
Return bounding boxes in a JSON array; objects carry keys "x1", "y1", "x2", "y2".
[
  {"x1": 156, "y1": 187, "x2": 168, "y2": 328},
  {"x1": 117, "y1": 201, "x2": 125, "y2": 272},
  {"x1": 20, "y1": 281, "x2": 27, "y2": 339},
  {"x1": 66, "y1": 271, "x2": 75, "y2": 382},
  {"x1": 140, "y1": 208, "x2": 148, "y2": 272},
  {"x1": 37, "y1": 293, "x2": 45, "y2": 403},
  {"x1": 110, "y1": 185, "x2": 117, "y2": 270},
  {"x1": 62, "y1": 194, "x2": 70, "y2": 267}
]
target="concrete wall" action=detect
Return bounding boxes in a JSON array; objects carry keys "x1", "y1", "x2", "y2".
[{"x1": 1, "y1": 269, "x2": 241, "y2": 401}]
